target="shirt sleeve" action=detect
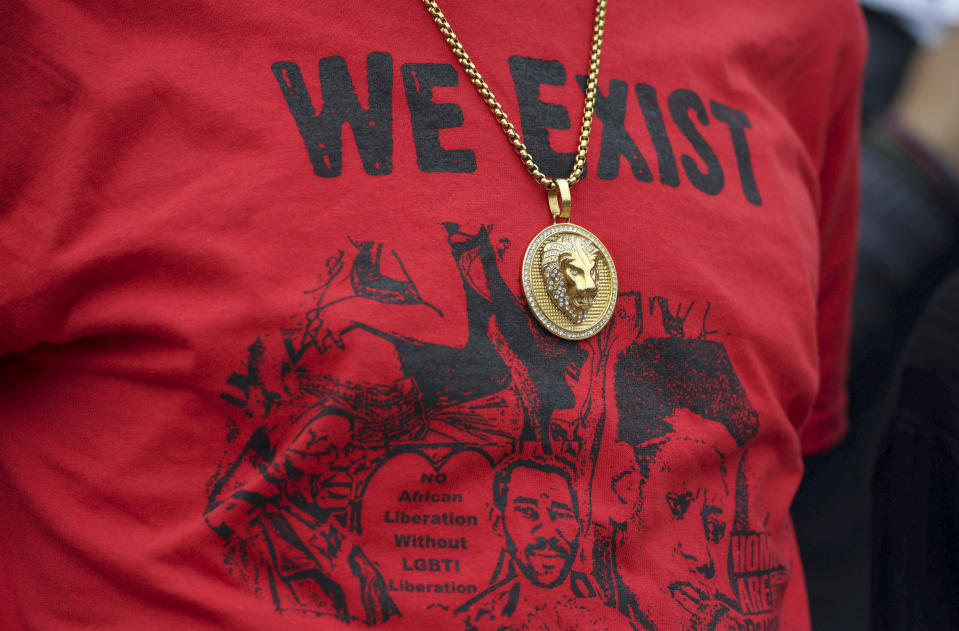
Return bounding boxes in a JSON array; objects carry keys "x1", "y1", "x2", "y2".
[{"x1": 798, "y1": 6, "x2": 868, "y2": 455}]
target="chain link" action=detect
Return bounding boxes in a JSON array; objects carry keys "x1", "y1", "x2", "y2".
[{"x1": 420, "y1": 0, "x2": 608, "y2": 190}]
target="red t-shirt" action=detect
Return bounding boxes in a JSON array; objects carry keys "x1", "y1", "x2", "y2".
[{"x1": 0, "y1": 1, "x2": 865, "y2": 629}]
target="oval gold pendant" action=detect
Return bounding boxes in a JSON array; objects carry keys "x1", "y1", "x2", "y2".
[{"x1": 522, "y1": 223, "x2": 618, "y2": 340}]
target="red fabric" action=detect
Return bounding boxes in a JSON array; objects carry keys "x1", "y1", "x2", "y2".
[{"x1": 0, "y1": 1, "x2": 865, "y2": 629}]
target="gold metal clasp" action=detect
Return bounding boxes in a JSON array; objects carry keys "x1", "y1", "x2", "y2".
[{"x1": 548, "y1": 178, "x2": 572, "y2": 223}]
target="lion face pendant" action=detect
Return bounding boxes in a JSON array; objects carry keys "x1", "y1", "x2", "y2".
[{"x1": 521, "y1": 223, "x2": 617, "y2": 340}]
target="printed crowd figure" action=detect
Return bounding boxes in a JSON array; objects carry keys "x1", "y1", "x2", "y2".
[
  {"x1": 614, "y1": 410, "x2": 746, "y2": 631},
  {"x1": 205, "y1": 402, "x2": 398, "y2": 624},
  {"x1": 458, "y1": 458, "x2": 638, "y2": 631}
]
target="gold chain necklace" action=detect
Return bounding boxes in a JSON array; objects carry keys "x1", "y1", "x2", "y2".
[{"x1": 421, "y1": 0, "x2": 618, "y2": 341}]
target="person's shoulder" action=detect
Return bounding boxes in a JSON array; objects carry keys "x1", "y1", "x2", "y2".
[{"x1": 792, "y1": 0, "x2": 867, "y2": 55}]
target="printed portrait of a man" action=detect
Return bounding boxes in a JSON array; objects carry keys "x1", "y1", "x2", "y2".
[{"x1": 458, "y1": 458, "x2": 638, "y2": 631}]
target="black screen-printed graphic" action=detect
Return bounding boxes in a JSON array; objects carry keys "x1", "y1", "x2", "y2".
[
  {"x1": 204, "y1": 222, "x2": 785, "y2": 629},
  {"x1": 272, "y1": 55, "x2": 393, "y2": 178},
  {"x1": 272, "y1": 55, "x2": 765, "y2": 206},
  {"x1": 457, "y1": 457, "x2": 639, "y2": 631},
  {"x1": 728, "y1": 456, "x2": 789, "y2": 626},
  {"x1": 574, "y1": 75, "x2": 654, "y2": 183}
]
